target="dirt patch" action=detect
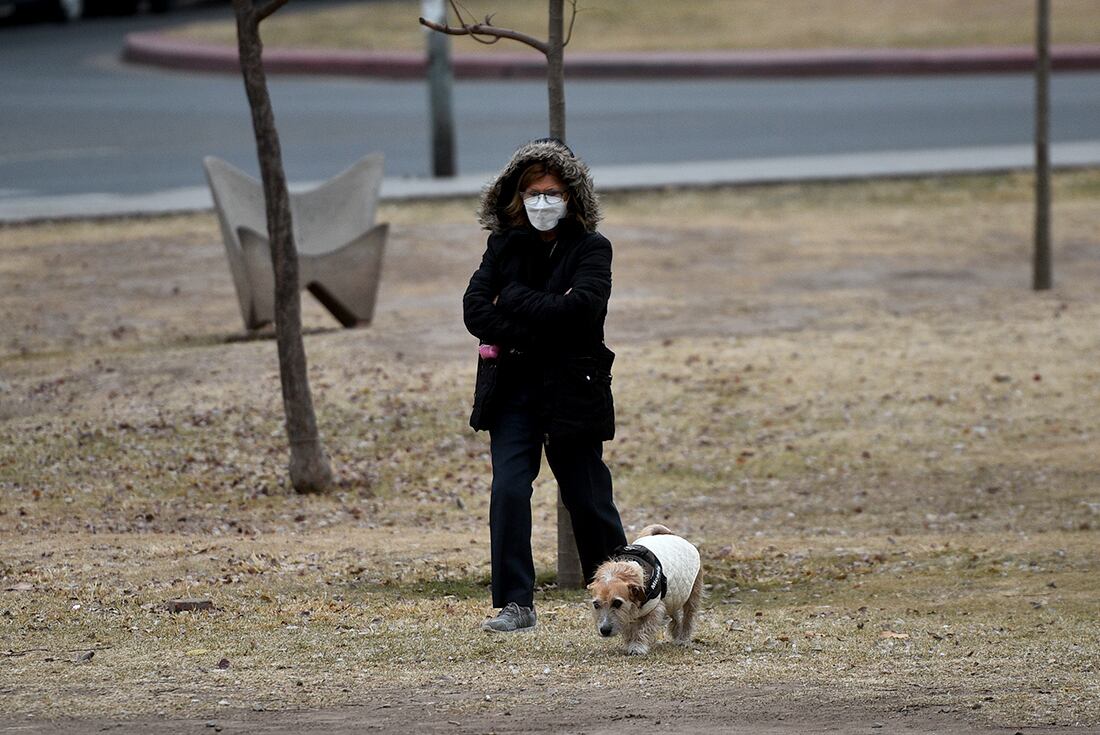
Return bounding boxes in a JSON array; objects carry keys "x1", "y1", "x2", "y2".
[
  {"x1": 2, "y1": 173, "x2": 1100, "y2": 732},
  {"x1": 4, "y1": 684, "x2": 1076, "y2": 734}
]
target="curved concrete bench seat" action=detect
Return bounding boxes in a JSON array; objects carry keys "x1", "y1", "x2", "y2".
[
  {"x1": 203, "y1": 153, "x2": 387, "y2": 330},
  {"x1": 238, "y1": 222, "x2": 387, "y2": 328}
]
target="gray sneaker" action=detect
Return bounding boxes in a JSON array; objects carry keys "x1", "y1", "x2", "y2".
[{"x1": 480, "y1": 602, "x2": 537, "y2": 632}]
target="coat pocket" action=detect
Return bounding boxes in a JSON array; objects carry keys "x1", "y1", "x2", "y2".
[{"x1": 549, "y1": 348, "x2": 615, "y2": 440}]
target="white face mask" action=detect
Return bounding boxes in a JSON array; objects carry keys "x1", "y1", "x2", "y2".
[{"x1": 524, "y1": 195, "x2": 568, "y2": 232}]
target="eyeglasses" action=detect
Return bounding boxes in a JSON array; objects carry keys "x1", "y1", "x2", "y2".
[{"x1": 522, "y1": 190, "x2": 566, "y2": 206}]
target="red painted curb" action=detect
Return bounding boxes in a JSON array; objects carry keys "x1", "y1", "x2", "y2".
[{"x1": 122, "y1": 32, "x2": 1100, "y2": 80}]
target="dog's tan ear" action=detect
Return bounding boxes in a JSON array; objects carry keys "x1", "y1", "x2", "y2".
[{"x1": 628, "y1": 583, "x2": 647, "y2": 605}]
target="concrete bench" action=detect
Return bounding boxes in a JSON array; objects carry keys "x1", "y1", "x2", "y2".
[{"x1": 203, "y1": 153, "x2": 388, "y2": 330}]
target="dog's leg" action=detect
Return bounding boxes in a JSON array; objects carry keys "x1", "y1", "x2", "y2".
[
  {"x1": 622, "y1": 602, "x2": 666, "y2": 655},
  {"x1": 667, "y1": 607, "x2": 684, "y2": 641},
  {"x1": 621, "y1": 619, "x2": 649, "y2": 656},
  {"x1": 675, "y1": 569, "x2": 704, "y2": 645}
]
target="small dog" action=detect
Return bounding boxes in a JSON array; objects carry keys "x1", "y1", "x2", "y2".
[{"x1": 587, "y1": 524, "x2": 703, "y2": 655}]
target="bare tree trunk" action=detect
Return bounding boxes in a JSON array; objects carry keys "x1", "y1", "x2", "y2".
[
  {"x1": 233, "y1": 0, "x2": 334, "y2": 492},
  {"x1": 1033, "y1": 0, "x2": 1052, "y2": 290},
  {"x1": 547, "y1": 0, "x2": 582, "y2": 589},
  {"x1": 546, "y1": 0, "x2": 566, "y2": 141}
]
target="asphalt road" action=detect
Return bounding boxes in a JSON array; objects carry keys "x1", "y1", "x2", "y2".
[{"x1": 1, "y1": 4, "x2": 1099, "y2": 202}]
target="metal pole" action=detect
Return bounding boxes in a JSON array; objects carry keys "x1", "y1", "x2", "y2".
[
  {"x1": 423, "y1": 0, "x2": 456, "y2": 177},
  {"x1": 1033, "y1": 0, "x2": 1052, "y2": 290}
]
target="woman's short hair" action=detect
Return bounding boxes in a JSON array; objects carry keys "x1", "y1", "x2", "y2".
[{"x1": 503, "y1": 162, "x2": 586, "y2": 231}]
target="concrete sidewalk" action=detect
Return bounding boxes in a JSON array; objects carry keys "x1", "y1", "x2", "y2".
[
  {"x1": 123, "y1": 32, "x2": 1100, "y2": 80},
  {"x1": 4, "y1": 141, "x2": 1099, "y2": 223}
]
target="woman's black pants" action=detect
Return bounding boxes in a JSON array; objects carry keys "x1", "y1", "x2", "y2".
[{"x1": 488, "y1": 390, "x2": 627, "y2": 609}]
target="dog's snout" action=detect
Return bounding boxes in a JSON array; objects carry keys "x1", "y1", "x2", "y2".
[{"x1": 599, "y1": 625, "x2": 613, "y2": 637}]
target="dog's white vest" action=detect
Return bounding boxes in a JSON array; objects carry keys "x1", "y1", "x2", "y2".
[{"x1": 632, "y1": 534, "x2": 700, "y2": 612}]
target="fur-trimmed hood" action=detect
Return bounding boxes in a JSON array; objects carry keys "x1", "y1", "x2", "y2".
[{"x1": 478, "y1": 139, "x2": 602, "y2": 234}]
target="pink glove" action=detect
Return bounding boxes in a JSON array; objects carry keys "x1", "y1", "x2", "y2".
[{"x1": 478, "y1": 344, "x2": 500, "y2": 360}]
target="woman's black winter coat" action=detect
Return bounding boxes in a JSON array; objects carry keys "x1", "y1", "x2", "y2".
[{"x1": 463, "y1": 223, "x2": 616, "y2": 441}]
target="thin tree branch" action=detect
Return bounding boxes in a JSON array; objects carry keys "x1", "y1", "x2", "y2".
[
  {"x1": 3, "y1": 648, "x2": 48, "y2": 657},
  {"x1": 448, "y1": 0, "x2": 470, "y2": 24},
  {"x1": 442, "y1": 0, "x2": 503, "y2": 45},
  {"x1": 3, "y1": 645, "x2": 114, "y2": 658},
  {"x1": 563, "y1": 0, "x2": 579, "y2": 48},
  {"x1": 419, "y1": 16, "x2": 548, "y2": 54},
  {"x1": 256, "y1": 0, "x2": 289, "y2": 23},
  {"x1": 449, "y1": 0, "x2": 480, "y2": 30}
]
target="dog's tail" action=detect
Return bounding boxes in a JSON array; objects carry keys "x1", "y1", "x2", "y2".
[{"x1": 636, "y1": 523, "x2": 674, "y2": 538}]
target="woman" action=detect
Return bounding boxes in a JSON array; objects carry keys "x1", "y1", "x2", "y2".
[{"x1": 463, "y1": 138, "x2": 628, "y2": 632}]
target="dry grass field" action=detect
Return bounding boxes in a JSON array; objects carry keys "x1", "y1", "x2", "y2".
[
  {"x1": 169, "y1": 0, "x2": 1100, "y2": 53},
  {"x1": 2, "y1": 171, "x2": 1099, "y2": 732}
]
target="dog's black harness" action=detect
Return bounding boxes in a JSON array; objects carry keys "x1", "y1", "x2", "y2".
[{"x1": 611, "y1": 544, "x2": 667, "y2": 609}]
